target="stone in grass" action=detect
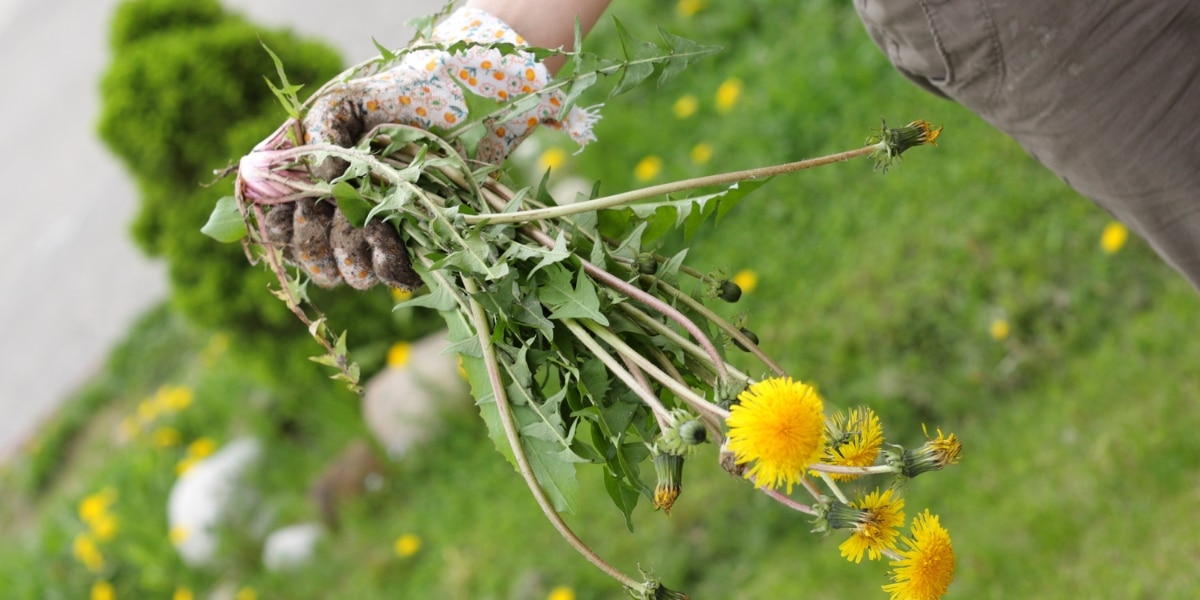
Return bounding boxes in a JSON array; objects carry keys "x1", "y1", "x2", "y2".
[
  {"x1": 168, "y1": 438, "x2": 262, "y2": 567},
  {"x1": 362, "y1": 331, "x2": 471, "y2": 460},
  {"x1": 262, "y1": 521, "x2": 325, "y2": 572}
]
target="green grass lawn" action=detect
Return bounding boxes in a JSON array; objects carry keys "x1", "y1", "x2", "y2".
[{"x1": 3, "y1": 0, "x2": 1199, "y2": 598}]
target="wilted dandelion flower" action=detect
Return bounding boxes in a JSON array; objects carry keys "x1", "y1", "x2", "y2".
[
  {"x1": 883, "y1": 510, "x2": 956, "y2": 600},
  {"x1": 818, "y1": 406, "x2": 883, "y2": 481},
  {"x1": 890, "y1": 427, "x2": 963, "y2": 480},
  {"x1": 715, "y1": 78, "x2": 743, "y2": 114},
  {"x1": 387, "y1": 341, "x2": 412, "y2": 369},
  {"x1": 1101, "y1": 221, "x2": 1128, "y2": 254},
  {"x1": 731, "y1": 269, "x2": 758, "y2": 294},
  {"x1": 394, "y1": 533, "x2": 422, "y2": 558},
  {"x1": 91, "y1": 581, "x2": 115, "y2": 600},
  {"x1": 537, "y1": 147, "x2": 568, "y2": 171},
  {"x1": 725, "y1": 377, "x2": 826, "y2": 493},
  {"x1": 834, "y1": 488, "x2": 905, "y2": 563},
  {"x1": 634, "y1": 156, "x2": 663, "y2": 181},
  {"x1": 676, "y1": 0, "x2": 705, "y2": 17},
  {"x1": 673, "y1": 94, "x2": 699, "y2": 119},
  {"x1": 548, "y1": 586, "x2": 576, "y2": 600}
]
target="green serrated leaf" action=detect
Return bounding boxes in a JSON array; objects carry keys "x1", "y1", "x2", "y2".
[
  {"x1": 610, "y1": 19, "x2": 659, "y2": 97},
  {"x1": 523, "y1": 436, "x2": 579, "y2": 513},
  {"x1": 331, "y1": 182, "x2": 372, "y2": 227},
  {"x1": 603, "y1": 469, "x2": 641, "y2": 532},
  {"x1": 656, "y1": 28, "x2": 723, "y2": 86},
  {"x1": 200, "y1": 196, "x2": 248, "y2": 243},
  {"x1": 537, "y1": 265, "x2": 609, "y2": 325},
  {"x1": 371, "y1": 37, "x2": 398, "y2": 61},
  {"x1": 260, "y1": 42, "x2": 304, "y2": 118}
]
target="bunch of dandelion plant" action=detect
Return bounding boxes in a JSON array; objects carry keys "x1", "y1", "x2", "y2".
[{"x1": 206, "y1": 15, "x2": 959, "y2": 599}]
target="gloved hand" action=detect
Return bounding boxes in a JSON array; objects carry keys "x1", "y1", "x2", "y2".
[{"x1": 239, "y1": 7, "x2": 600, "y2": 290}]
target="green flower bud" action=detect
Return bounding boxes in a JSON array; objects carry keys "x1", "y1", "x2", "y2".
[
  {"x1": 718, "y1": 280, "x2": 742, "y2": 303},
  {"x1": 636, "y1": 252, "x2": 659, "y2": 275},
  {"x1": 732, "y1": 327, "x2": 758, "y2": 352},
  {"x1": 652, "y1": 451, "x2": 685, "y2": 515}
]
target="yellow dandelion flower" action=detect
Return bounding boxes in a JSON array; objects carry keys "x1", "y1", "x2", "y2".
[
  {"x1": 79, "y1": 487, "x2": 117, "y2": 524},
  {"x1": 159, "y1": 385, "x2": 194, "y2": 411},
  {"x1": 883, "y1": 510, "x2": 956, "y2": 600},
  {"x1": 394, "y1": 533, "x2": 422, "y2": 558},
  {"x1": 1101, "y1": 221, "x2": 1128, "y2": 254},
  {"x1": 548, "y1": 586, "x2": 576, "y2": 600},
  {"x1": 725, "y1": 377, "x2": 826, "y2": 493},
  {"x1": 169, "y1": 525, "x2": 191, "y2": 546},
  {"x1": 175, "y1": 457, "x2": 198, "y2": 476},
  {"x1": 73, "y1": 533, "x2": 105, "y2": 573},
  {"x1": 387, "y1": 341, "x2": 412, "y2": 369},
  {"x1": 137, "y1": 399, "x2": 159, "y2": 423},
  {"x1": 186, "y1": 437, "x2": 217, "y2": 460},
  {"x1": 537, "y1": 147, "x2": 568, "y2": 172},
  {"x1": 91, "y1": 581, "x2": 115, "y2": 600},
  {"x1": 673, "y1": 94, "x2": 699, "y2": 119},
  {"x1": 676, "y1": 0, "x2": 705, "y2": 17},
  {"x1": 391, "y1": 287, "x2": 413, "y2": 302},
  {"x1": 152, "y1": 427, "x2": 182, "y2": 449},
  {"x1": 715, "y1": 78, "x2": 743, "y2": 114},
  {"x1": 731, "y1": 269, "x2": 758, "y2": 294},
  {"x1": 989, "y1": 318, "x2": 1009, "y2": 341},
  {"x1": 89, "y1": 513, "x2": 119, "y2": 542},
  {"x1": 173, "y1": 588, "x2": 194, "y2": 600},
  {"x1": 634, "y1": 156, "x2": 663, "y2": 182},
  {"x1": 838, "y1": 488, "x2": 905, "y2": 563},
  {"x1": 235, "y1": 588, "x2": 258, "y2": 600},
  {"x1": 818, "y1": 406, "x2": 884, "y2": 481},
  {"x1": 118, "y1": 416, "x2": 140, "y2": 441},
  {"x1": 690, "y1": 142, "x2": 713, "y2": 165}
]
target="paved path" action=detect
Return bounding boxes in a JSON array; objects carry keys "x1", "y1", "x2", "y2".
[{"x1": 0, "y1": 0, "x2": 442, "y2": 459}]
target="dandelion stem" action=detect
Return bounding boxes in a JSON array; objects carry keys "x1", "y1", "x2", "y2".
[
  {"x1": 819, "y1": 472, "x2": 850, "y2": 505},
  {"x1": 461, "y1": 144, "x2": 882, "y2": 225},
  {"x1": 758, "y1": 485, "x2": 818, "y2": 516},
  {"x1": 808, "y1": 464, "x2": 897, "y2": 476},
  {"x1": 562, "y1": 319, "x2": 673, "y2": 424},
  {"x1": 461, "y1": 278, "x2": 641, "y2": 592}
]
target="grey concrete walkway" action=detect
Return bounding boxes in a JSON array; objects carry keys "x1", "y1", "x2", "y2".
[{"x1": 0, "y1": 0, "x2": 442, "y2": 459}]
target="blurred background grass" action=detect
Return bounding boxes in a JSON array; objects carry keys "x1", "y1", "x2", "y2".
[{"x1": 2, "y1": 0, "x2": 1198, "y2": 598}]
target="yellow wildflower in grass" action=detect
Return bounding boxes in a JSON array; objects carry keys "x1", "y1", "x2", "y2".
[
  {"x1": 548, "y1": 586, "x2": 576, "y2": 600},
  {"x1": 387, "y1": 341, "x2": 413, "y2": 369},
  {"x1": 73, "y1": 533, "x2": 105, "y2": 573},
  {"x1": 673, "y1": 94, "x2": 699, "y2": 119},
  {"x1": 690, "y1": 142, "x2": 713, "y2": 165},
  {"x1": 676, "y1": 0, "x2": 705, "y2": 17},
  {"x1": 895, "y1": 426, "x2": 964, "y2": 480},
  {"x1": 731, "y1": 269, "x2": 758, "y2": 294},
  {"x1": 173, "y1": 588, "x2": 194, "y2": 600},
  {"x1": 537, "y1": 147, "x2": 568, "y2": 172},
  {"x1": 819, "y1": 406, "x2": 883, "y2": 481},
  {"x1": 391, "y1": 287, "x2": 413, "y2": 302},
  {"x1": 989, "y1": 318, "x2": 1009, "y2": 341},
  {"x1": 175, "y1": 457, "x2": 199, "y2": 476},
  {"x1": 152, "y1": 426, "x2": 182, "y2": 449},
  {"x1": 838, "y1": 488, "x2": 905, "y2": 563},
  {"x1": 715, "y1": 78, "x2": 743, "y2": 114},
  {"x1": 883, "y1": 510, "x2": 956, "y2": 600},
  {"x1": 186, "y1": 437, "x2": 217, "y2": 460},
  {"x1": 634, "y1": 156, "x2": 663, "y2": 182},
  {"x1": 725, "y1": 377, "x2": 826, "y2": 493},
  {"x1": 394, "y1": 533, "x2": 422, "y2": 558},
  {"x1": 79, "y1": 488, "x2": 117, "y2": 524},
  {"x1": 137, "y1": 399, "x2": 159, "y2": 423},
  {"x1": 91, "y1": 581, "x2": 115, "y2": 600},
  {"x1": 235, "y1": 588, "x2": 258, "y2": 600},
  {"x1": 89, "y1": 513, "x2": 119, "y2": 543},
  {"x1": 169, "y1": 525, "x2": 191, "y2": 546},
  {"x1": 158, "y1": 385, "x2": 194, "y2": 411},
  {"x1": 1101, "y1": 221, "x2": 1129, "y2": 254}
]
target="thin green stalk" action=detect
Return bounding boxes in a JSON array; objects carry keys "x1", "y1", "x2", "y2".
[
  {"x1": 561, "y1": 319, "x2": 672, "y2": 424},
  {"x1": 461, "y1": 144, "x2": 881, "y2": 225},
  {"x1": 462, "y1": 278, "x2": 642, "y2": 592},
  {"x1": 808, "y1": 464, "x2": 897, "y2": 476},
  {"x1": 819, "y1": 472, "x2": 850, "y2": 505}
]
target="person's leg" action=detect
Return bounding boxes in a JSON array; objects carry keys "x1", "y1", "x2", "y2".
[{"x1": 856, "y1": 0, "x2": 1200, "y2": 289}]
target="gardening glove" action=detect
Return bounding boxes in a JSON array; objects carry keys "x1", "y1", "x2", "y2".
[{"x1": 243, "y1": 7, "x2": 601, "y2": 290}]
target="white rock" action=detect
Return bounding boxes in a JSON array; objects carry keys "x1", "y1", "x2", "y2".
[
  {"x1": 262, "y1": 521, "x2": 325, "y2": 571},
  {"x1": 167, "y1": 438, "x2": 262, "y2": 567},
  {"x1": 363, "y1": 332, "x2": 470, "y2": 460}
]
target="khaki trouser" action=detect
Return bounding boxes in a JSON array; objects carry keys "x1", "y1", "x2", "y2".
[{"x1": 855, "y1": 0, "x2": 1200, "y2": 289}]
